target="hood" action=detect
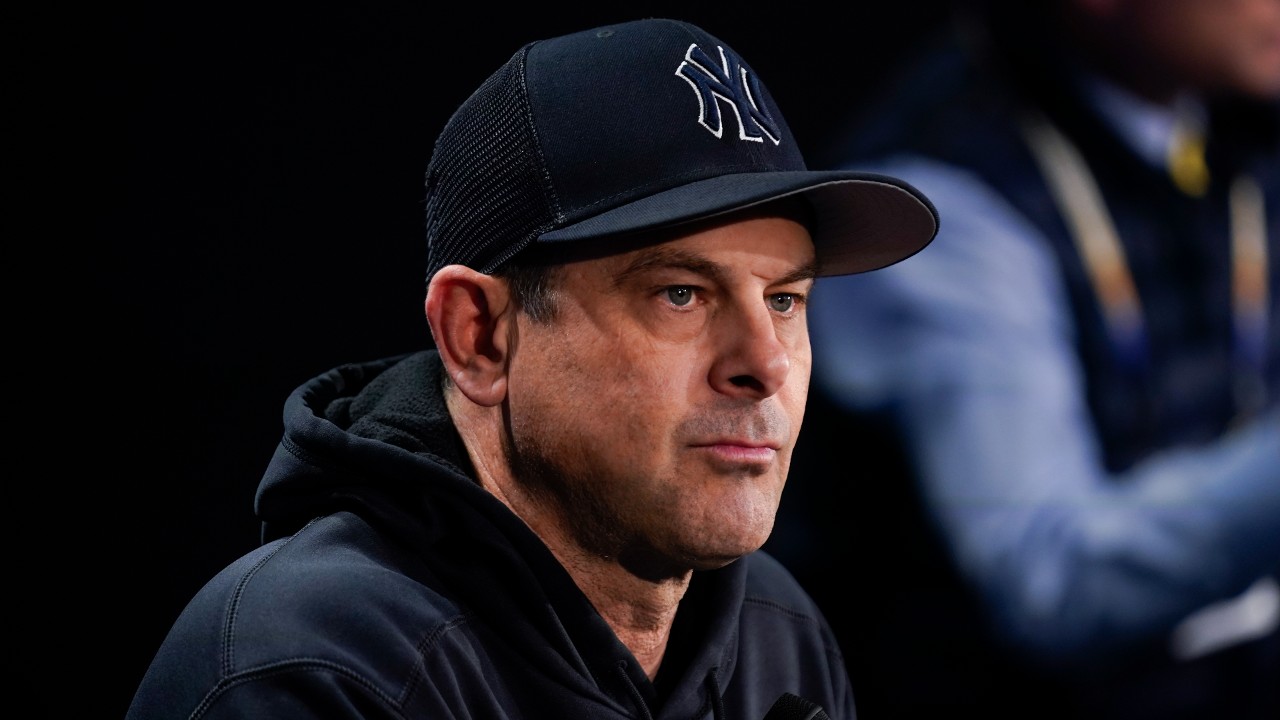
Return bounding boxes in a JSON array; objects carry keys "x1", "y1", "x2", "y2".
[{"x1": 253, "y1": 350, "x2": 748, "y2": 717}]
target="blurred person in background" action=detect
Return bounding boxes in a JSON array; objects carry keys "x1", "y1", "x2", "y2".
[{"x1": 769, "y1": 0, "x2": 1280, "y2": 718}]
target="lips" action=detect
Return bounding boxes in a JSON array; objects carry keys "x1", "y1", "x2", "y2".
[
  {"x1": 690, "y1": 440, "x2": 780, "y2": 468},
  {"x1": 692, "y1": 438, "x2": 781, "y2": 451}
]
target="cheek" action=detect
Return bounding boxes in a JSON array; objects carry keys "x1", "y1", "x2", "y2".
[
  {"x1": 512, "y1": 326, "x2": 690, "y2": 439},
  {"x1": 792, "y1": 336, "x2": 812, "y2": 387},
  {"x1": 596, "y1": 344, "x2": 699, "y2": 436},
  {"x1": 780, "y1": 338, "x2": 812, "y2": 432}
]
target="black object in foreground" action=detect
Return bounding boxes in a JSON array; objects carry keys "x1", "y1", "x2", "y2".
[{"x1": 763, "y1": 692, "x2": 831, "y2": 720}]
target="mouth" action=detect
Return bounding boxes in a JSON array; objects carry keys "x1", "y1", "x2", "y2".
[{"x1": 691, "y1": 439, "x2": 781, "y2": 465}]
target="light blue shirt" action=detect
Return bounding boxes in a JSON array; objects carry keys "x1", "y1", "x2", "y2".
[{"x1": 809, "y1": 154, "x2": 1280, "y2": 662}]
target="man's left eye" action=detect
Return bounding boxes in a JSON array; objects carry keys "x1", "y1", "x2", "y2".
[
  {"x1": 768, "y1": 294, "x2": 796, "y2": 312},
  {"x1": 665, "y1": 286, "x2": 695, "y2": 307}
]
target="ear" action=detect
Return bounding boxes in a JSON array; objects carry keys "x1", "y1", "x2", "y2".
[{"x1": 425, "y1": 265, "x2": 513, "y2": 407}]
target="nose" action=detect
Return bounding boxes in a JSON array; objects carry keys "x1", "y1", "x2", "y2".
[{"x1": 709, "y1": 301, "x2": 792, "y2": 399}]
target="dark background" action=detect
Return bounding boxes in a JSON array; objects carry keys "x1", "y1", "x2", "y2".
[{"x1": 73, "y1": 3, "x2": 957, "y2": 717}]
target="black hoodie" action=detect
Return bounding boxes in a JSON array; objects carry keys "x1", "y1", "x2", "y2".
[{"x1": 126, "y1": 350, "x2": 856, "y2": 719}]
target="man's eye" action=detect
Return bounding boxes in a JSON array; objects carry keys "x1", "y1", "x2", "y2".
[
  {"x1": 769, "y1": 294, "x2": 796, "y2": 312},
  {"x1": 665, "y1": 286, "x2": 695, "y2": 307}
]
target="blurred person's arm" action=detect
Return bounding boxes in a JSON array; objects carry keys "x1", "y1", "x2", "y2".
[{"x1": 810, "y1": 155, "x2": 1280, "y2": 664}]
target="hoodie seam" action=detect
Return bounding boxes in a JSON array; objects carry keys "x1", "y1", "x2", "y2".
[
  {"x1": 221, "y1": 530, "x2": 309, "y2": 676},
  {"x1": 400, "y1": 611, "x2": 477, "y2": 707},
  {"x1": 743, "y1": 596, "x2": 846, "y2": 662},
  {"x1": 741, "y1": 596, "x2": 815, "y2": 621},
  {"x1": 193, "y1": 659, "x2": 408, "y2": 720},
  {"x1": 279, "y1": 433, "x2": 335, "y2": 473}
]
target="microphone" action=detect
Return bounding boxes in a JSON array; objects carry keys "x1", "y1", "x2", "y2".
[{"x1": 763, "y1": 692, "x2": 831, "y2": 720}]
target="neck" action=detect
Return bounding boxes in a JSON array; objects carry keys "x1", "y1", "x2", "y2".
[
  {"x1": 566, "y1": 552, "x2": 690, "y2": 679},
  {"x1": 496, "y1": 472, "x2": 691, "y2": 679},
  {"x1": 447, "y1": 389, "x2": 690, "y2": 679}
]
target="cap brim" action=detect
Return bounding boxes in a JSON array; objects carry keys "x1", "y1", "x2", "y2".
[{"x1": 536, "y1": 170, "x2": 939, "y2": 276}]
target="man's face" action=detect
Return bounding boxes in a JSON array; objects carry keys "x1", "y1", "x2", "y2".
[{"x1": 503, "y1": 208, "x2": 815, "y2": 579}]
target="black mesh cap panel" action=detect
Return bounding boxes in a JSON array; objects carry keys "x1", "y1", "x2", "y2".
[{"x1": 424, "y1": 46, "x2": 556, "y2": 282}]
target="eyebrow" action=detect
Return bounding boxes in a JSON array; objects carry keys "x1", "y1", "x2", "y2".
[{"x1": 613, "y1": 246, "x2": 818, "y2": 290}]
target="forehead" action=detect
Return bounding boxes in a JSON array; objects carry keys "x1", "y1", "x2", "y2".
[
  {"x1": 544, "y1": 199, "x2": 817, "y2": 275},
  {"x1": 578, "y1": 211, "x2": 816, "y2": 285}
]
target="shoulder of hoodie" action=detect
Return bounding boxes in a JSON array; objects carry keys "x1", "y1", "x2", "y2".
[
  {"x1": 735, "y1": 552, "x2": 850, "y2": 681},
  {"x1": 740, "y1": 551, "x2": 830, "y2": 623},
  {"x1": 164, "y1": 510, "x2": 473, "y2": 697}
]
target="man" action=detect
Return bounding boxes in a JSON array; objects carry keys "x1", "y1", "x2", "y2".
[
  {"x1": 772, "y1": 0, "x2": 1279, "y2": 718},
  {"x1": 125, "y1": 18, "x2": 937, "y2": 719}
]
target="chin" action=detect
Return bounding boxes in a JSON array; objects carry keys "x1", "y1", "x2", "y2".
[{"x1": 689, "y1": 528, "x2": 773, "y2": 568}]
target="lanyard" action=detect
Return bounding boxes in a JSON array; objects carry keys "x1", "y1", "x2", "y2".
[{"x1": 1020, "y1": 111, "x2": 1271, "y2": 417}]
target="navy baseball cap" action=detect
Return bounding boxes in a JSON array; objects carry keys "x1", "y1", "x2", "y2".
[{"x1": 424, "y1": 18, "x2": 938, "y2": 280}]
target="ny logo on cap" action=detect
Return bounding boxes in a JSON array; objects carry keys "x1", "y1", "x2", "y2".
[{"x1": 676, "y1": 43, "x2": 781, "y2": 145}]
